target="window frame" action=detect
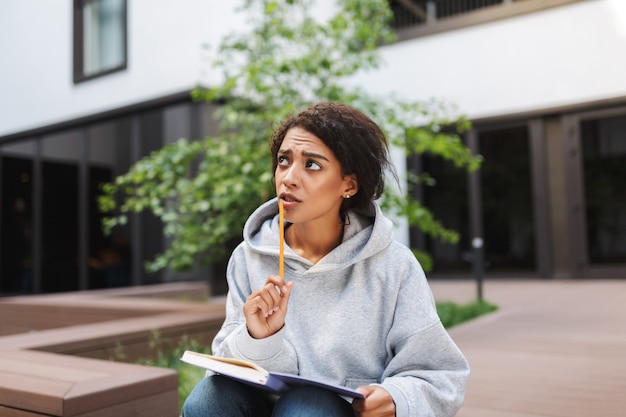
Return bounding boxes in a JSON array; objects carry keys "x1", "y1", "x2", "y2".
[{"x1": 73, "y1": 0, "x2": 128, "y2": 84}]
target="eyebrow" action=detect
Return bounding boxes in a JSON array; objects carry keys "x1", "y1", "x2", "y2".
[{"x1": 278, "y1": 149, "x2": 330, "y2": 162}]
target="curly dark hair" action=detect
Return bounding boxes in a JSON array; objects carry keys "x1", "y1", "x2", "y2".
[{"x1": 270, "y1": 102, "x2": 394, "y2": 213}]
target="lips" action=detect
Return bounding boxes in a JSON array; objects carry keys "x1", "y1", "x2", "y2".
[{"x1": 279, "y1": 193, "x2": 301, "y2": 204}]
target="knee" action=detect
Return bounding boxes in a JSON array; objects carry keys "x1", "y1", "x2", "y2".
[
  {"x1": 181, "y1": 376, "x2": 214, "y2": 417},
  {"x1": 182, "y1": 375, "x2": 272, "y2": 417}
]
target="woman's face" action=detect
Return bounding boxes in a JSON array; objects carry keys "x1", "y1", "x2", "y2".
[{"x1": 275, "y1": 127, "x2": 357, "y2": 225}]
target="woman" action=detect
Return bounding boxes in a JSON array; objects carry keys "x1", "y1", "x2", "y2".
[{"x1": 182, "y1": 102, "x2": 469, "y2": 417}]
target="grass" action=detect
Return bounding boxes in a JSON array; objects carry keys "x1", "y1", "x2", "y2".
[
  {"x1": 436, "y1": 299, "x2": 498, "y2": 328},
  {"x1": 132, "y1": 333, "x2": 211, "y2": 409},
  {"x1": 129, "y1": 299, "x2": 497, "y2": 411}
]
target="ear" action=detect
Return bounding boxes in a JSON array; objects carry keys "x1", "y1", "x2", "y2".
[{"x1": 342, "y1": 174, "x2": 358, "y2": 198}]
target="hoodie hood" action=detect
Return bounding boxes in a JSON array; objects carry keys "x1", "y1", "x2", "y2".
[{"x1": 242, "y1": 197, "x2": 394, "y2": 275}]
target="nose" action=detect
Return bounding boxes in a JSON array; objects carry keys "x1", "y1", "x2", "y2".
[{"x1": 281, "y1": 164, "x2": 300, "y2": 187}]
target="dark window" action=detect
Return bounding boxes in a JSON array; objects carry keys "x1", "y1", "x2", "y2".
[
  {"x1": 408, "y1": 153, "x2": 471, "y2": 274},
  {"x1": 479, "y1": 126, "x2": 536, "y2": 273},
  {"x1": 1, "y1": 156, "x2": 34, "y2": 294},
  {"x1": 87, "y1": 120, "x2": 134, "y2": 289},
  {"x1": 41, "y1": 160, "x2": 80, "y2": 292},
  {"x1": 73, "y1": 0, "x2": 127, "y2": 83},
  {"x1": 581, "y1": 115, "x2": 626, "y2": 265}
]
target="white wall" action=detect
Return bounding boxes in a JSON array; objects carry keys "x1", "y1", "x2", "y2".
[
  {"x1": 0, "y1": 0, "x2": 240, "y2": 137},
  {"x1": 359, "y1": 0, "x2": 626, "y2": 119},
  {"x1": 3, "y1": 0, "x2": 626, "y2": 138}
]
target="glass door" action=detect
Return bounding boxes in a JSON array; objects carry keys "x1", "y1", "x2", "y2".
[
  {"x1": 581, "y1": 114, "x2": 626, "y2": 266},
  {"x1": 564, "y1": 107, "x2": 626, "y2": 277},
  {"x1": 478, "y1": 126, "x2": 537, "y2": 274},
  {"x1": 1, "y1": 153, "x2": 34, "y2": 294}
]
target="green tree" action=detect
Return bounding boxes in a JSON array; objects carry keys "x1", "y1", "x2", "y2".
[{"x1": 98, "y1": 0, "x2": 481, "y2": 274}]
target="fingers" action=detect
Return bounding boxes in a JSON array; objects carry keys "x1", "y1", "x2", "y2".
[
  {"x1": 258, "y1": 283, "x2": 282, "y2": 317},
  {"x1": 244, "y1": 276, "x2": 293, "y2": 339},
  {"x1": 256, "y1": 276, "x2": 289, "y2": 316},
  {"x1": 352, "y1": 386, "x2": 395, "y2": 416},
  {"x1": 352, "y1": 386, "x2": 372, "y2": 413},
  {"x1": 278, "y1": 280, "x2": 294, "y2": 312},
  {"x1": 355, "y1": 385, "x2": 375, "y2": 400}
]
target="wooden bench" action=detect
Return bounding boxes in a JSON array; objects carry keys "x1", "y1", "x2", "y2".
[
  {"x1": 0, "y1": 283, "x2": 226, "y2": 416},
  {"x1": 0, "y1": 349, "x2": 178, "y2": 417}
]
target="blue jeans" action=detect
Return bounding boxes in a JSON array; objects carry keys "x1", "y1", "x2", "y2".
[{"x1": 182, "y1": 375, "x2": 355, "y2": 417}]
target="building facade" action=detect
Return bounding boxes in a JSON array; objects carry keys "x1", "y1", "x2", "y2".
[
  {"x1": 1, "y1": 0, "x2": 624, "y2": 296},
  {"x1": 377, "y1": 0, "x2": 626, "y2": 279}
]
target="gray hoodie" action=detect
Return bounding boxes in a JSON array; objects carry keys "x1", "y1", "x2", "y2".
[{"x1": 212, "y1": 198, "x2": 469, "y2": 416}]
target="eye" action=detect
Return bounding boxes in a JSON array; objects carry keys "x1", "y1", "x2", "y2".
[
  {"x1": 277, "y1": 156, "x2": 289, "y2": 166},
  {"x1": 305, "y1": 160, "x2": 322, "y2": 170}
]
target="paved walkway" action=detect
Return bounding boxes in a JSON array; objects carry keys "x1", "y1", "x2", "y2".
[{"x1": 428, "y1": 279, "x2": 626, "y2": 417}]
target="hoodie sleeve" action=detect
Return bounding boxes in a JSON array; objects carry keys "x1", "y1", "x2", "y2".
[
  {"x1": 211, "y1": 244, "x2": 299, "y2": 374},
  {"x1": 378, "y1": 245, "x2": 470, "y2": 417}
]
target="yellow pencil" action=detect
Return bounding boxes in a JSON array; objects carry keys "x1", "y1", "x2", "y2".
[{"x1": 279, "y1": 200, "x2": 285, "y2": 279}]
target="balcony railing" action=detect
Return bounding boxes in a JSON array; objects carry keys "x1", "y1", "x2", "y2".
[{"x1": 389, "y1": 0, "x2": 522, "y2": 29}]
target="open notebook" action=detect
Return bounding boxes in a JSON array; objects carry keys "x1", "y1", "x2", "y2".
[{"x1": 181, "y1": 350, "x2": 365, "y2": 400}]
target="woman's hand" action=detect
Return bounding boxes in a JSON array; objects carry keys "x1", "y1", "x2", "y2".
[
  {"x1": 352, "y1": 385, "x2": 396, "y2": 417},
  {"x1": 243, "y1": 275, "x2": 293, "y2": 339}
]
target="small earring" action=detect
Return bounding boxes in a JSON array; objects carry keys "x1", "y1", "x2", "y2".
[{"x1": 344, "y1": 194, "x2": 351, "y2": 199}]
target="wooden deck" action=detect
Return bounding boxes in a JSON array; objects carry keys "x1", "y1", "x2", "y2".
[
  {"x1": 429, "y1": 279, "x2": 626, "y2": 417},
  {"x1": 0, "y1": 282, "x2": 226, "y2": 417}
]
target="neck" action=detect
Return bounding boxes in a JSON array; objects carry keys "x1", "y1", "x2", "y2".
[{"x1": 286, "y1": 219, "x2": 344, "y2": 264}]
